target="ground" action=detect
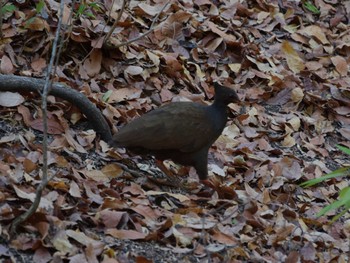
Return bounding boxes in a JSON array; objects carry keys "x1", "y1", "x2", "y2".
[{"x1": 0, "y1": 0, "x2": 350, "y2": 262}]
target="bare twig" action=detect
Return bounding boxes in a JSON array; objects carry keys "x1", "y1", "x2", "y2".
[
  {"x1": 10, "y1": 0, "x2": 65, "y2": 235},
  {"x1": 103, "y1": 0, "x2": 126, "y2": 43},
  {"x1": 109, "y1": 1, "x2": 170, "y2": 48},
  {"x1": 73, "y1": 1, "x2": 168, "y2": 71},
  {"x1": 0, "y1": 0, "x2": 3, "y2": 38}
]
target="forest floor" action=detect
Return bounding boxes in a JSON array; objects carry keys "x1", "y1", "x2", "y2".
[{"x1": 0, "y1": 0, "x2": 350, "y2": 262}]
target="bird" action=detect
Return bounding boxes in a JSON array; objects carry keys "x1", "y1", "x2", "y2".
[{"x1": 111, "y1": 82, "x2": 240, "y2": 182}]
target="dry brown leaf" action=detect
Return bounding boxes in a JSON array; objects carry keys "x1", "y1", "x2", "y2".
[
  {"x1": 287, "y1": 116, "x2": 301, "y2": 131},
  {"x1": 106, "y1": 229, "x2": 147, "y2": 240},
  {"x1": 0, "y1": 134, "x2": 16, "y2": 143},
  {"x1": 31, "y1": 118, "x2": 65, "y2": 135},
  {"x1": 13, "y1": 185, "x2": 53, "y2": 210},
  {"x1": 33, "y1": 248, "x2": 52, "y2": 263},
  {"x1": 83, "y1": 49, "x2": 102, "y2": 77},
  {"x1": 211, "y1": 231, "x2": 237, "y2": 245},
  {"x1": 228, "y1": 63, "x2": 241, "y2": 73},
  {"x1": 83, "y1": 182, "x2": 103, "y2": 204},
  {"x1": 69, "y1": 180, "x2": 82, "y2": 198},
  {"x1": 31, "y1": 58, "x2": 47, "y2": 73},
  {"x1": 0, "y1": 92, "x2": 24, "y2": 107},
  {"x1": 204, "y1": 20, "x2": 237, "y2": 43},
  {"x1": 131, "y1": 205, "x2": 160, "y2": 224},
  {"x1": 290, "y1": 87, "x2": 304, "y2": 103},
  {"x1": 1, "y1": 0, "x2": 349, "y2": 260},
  {"x1": 0, "y1": 55, "x2": 14, "y2": 74},
  {"x1": 331, "y1": 55, "x2": 348, "y2": 76},
  {"x1": 23, "y1": 158, "x2": 37, "y2": 173},
  {"x1": 25, "y1": 17, "x2": 50, "y2": 31},
  {"x1": 298, "y1": 25, "x2": 330, "y2": 45},
  {"x1": 99, "y1": 210, "x2": 128, "y2": 228},
  {"x1": 85, "y1": 170, "x2": 110, "y2": 183},
  {"x1": 123, "y1": 183, "x2": 146, "y2": 196},
  {"x1": 52, "y1": 230, "x2": 76, "y2": 254},
  {"x1": 145, "y1": 191, "x2": 190, "y2": 202},
  {"x1": 146, "y1": 50, "x2": 160, "y2": 66},
  {"x1": 76, "y1": 130, "x2": 96, "y2": 147},
  {"x1": 64, "y1": 131, "x2": 87, "y2": 153},
  {"x1": 101, "y1": 164, "x2": 123, "y2": 178},
  {"x1": 158, "y1": 88, "x2": 173, "y2": 102},
  {"x1": 209, "y1": 163, "x2": 226, "y2": 177},
  {"x1": 243, "y1": 126, "x2": 259, "y2": 138},
  {"x1": 339, "y1": 127, "x2": 350, "y2": 140},
  {"x1": 108, "y1": 88, "x2": 142, "y2": 103},
  {"x1": 138, "y1": 3, "x2": 166, "y2": 16},
  {"x1": 125, "y1": 66, "x2": 143, "y2": 76},
  {"x1": 66, "y1": 230, "x2": 104, "y2": 253},
  {"x1": 172, "y1": 226, "x2": 196, "y2": 247},
  {"x1": 280, "y1": 157, "x2": 301, "y2": 180},
  {"x1": 300, "y1": 242, "x2": 316, "y2": 261},
  {"x1": 17, "y1": 105, "x2": 33, "y2": 126},
  {"x1": 305, "y1": 61, "x2": 323, "y2": 71},
  {"x1": 100, "y1": 258, "x2": 120, "y2": 263},
  {"x1": 281, "y1": 41, "x2": 305, "y2": 73}
]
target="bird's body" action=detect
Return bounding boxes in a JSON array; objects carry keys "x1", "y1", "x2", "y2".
[{"x1": 111, "y1": 83, "x2": 240, "y2": 180}]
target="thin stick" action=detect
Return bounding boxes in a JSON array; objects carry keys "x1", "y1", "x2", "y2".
[
  {"x1": 0, "y1": 0, "x2": 3, "y2": 38},
  {"x1": 104, "y1": 0, "x2": 126, "y2": 43},
  {"x1": 110, "y1": 1, "x2": 169, "y2": 48},
  {"x1": 10, "y1": 0, "x2": 65, "y2": 235}
]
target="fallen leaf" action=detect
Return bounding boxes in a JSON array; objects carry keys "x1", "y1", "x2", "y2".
[
  {"x1": 101, "y1": 164, "x2": 123, "y2": 178},
  {"x1": 0, "y1": 55, "x2": 14, "y2": 74},
  {"x1": 298, "y1": 25, "x2": 330, "y2": 45},
  {"x1": 83, "y1": 49, "x2": 102, "y2": 77},
  {"x1": 331, "y1": 56, "x2": 348, "y2": 76},
  {"x1": 31, "y1": 118, "x2": 65, "y2": 135},
  {"x1": 0, "y1": 92, "x2": 24, "y2": 107},
  {"x1": 13, "y1": 185, "x2": 53, "y2": 210},
  {"x1": 108, "y1": 88, "x2": 142, "y2": 103},
  {"x1": 106, "y1": 229, "x2": 147, "y2": 240},
  {"x1": 281, "y1": 41, "x2": 305, "y2": 73},
  {"x1": 124, "y1": 66, "x2": 143, "y2": 76}
]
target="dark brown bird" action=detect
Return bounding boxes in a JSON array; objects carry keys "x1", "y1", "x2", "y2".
[{"x1": 111, "y1": 82, "x2": 240, "y2": 181}]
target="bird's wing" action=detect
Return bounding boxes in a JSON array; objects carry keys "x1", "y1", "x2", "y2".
[{"x1": 113, "y1": 102, "x2": 214, "y2": 152}]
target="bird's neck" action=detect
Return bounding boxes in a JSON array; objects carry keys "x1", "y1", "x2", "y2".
[
  {"x1": 209, "y1": 100, "x2": 228, "y2": 129},
  {"x1": 212, "y1": 99, "x2": 228, "y2": 112}
]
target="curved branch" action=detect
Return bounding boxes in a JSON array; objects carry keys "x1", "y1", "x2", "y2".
[{"x1": 0, "y1": 74, "x2": 113, "y2": 142}]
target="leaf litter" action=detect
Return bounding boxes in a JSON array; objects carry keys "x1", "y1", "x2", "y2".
[{"x1": 0, "y1": 0, "x2": 350, "y2": 262}]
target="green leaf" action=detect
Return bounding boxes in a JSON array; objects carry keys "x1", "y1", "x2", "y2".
[
  {"x1": 1, "y1": 3, "x2": 16, "y2": 15},
  {"x1": 300, "y1": 167, "x2": 350, "y2": 187},
  {"x1": 317, "y1": 199, "x2": 343, "y2": 217},
  {"x1": 102, "y1": 90, "x2": 113, "y2": 102},
  {"x1": 89, "y1": 2, "x2": 102, "y2": 12},
  {"x1": 77, "y1": 4, "x2": 86, "y2": 16},
  {"x1": 330, "y1": 209, "x2": 348, "y2": 222},
  {"x1": 36, "y1": 0, "x2": 45, "y2": 13},
  {"x1": 337, "y1": 145, "x2": 350, "y2": 155},
  {"x1": 300, "y1": 143, "x2": 350, "y2": 222},
  {"x1": 24, "y1": 17, "x2": 36, "y2": 28},
  {"x1": 317, "y1": 187, "x2": 350, "y2": 222},
  {"x1": 86, "y1": 12, "x2": 96, "y2": 19},
  {"x1": 303, "y1": 1, "x2": 320, "y2": 14}
]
